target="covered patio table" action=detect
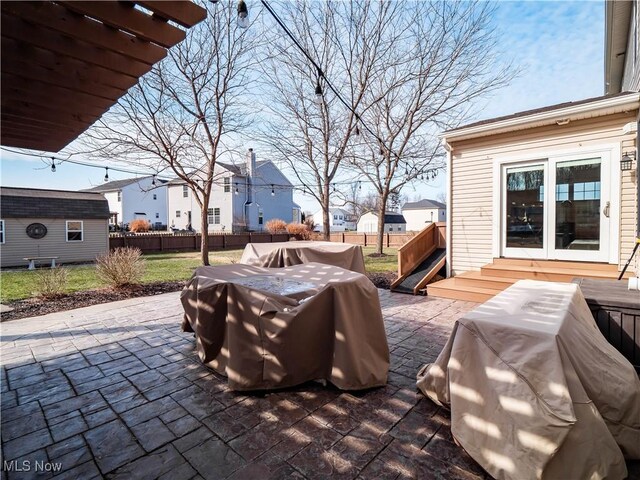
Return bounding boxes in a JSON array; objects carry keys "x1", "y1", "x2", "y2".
[
  {"x1": 417, "y1": 279, "x2": 640, "y2": 480},
  {"x1": 239, "y1": 240, "x2": 366, "y2": 274},
  {"x1": 181, "y1": 262, "x2": 388, "y2": 391}
]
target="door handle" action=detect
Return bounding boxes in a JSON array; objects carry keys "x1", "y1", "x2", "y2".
[{"x1": 603, "y1": 201, "x2": 610, "y2": 218}]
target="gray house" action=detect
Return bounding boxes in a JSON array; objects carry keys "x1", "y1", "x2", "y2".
[
  {"x1": 0, "y1": 187, "x2": 110, "y2": 268},
  {"x1": 167, "y1": 149, "x2": 302, "y2": 233}
]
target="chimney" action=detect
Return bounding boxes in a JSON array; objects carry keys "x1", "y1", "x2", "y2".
[{"x1": 246, "y1": 148, "x2": 256, "y2": 203}]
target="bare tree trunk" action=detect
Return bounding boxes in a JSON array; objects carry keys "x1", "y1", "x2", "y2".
[
  {"x1": 376, "y1": 193, "x2": 388, "y2": 255},
  {"x1": 200, "y1": 195, "x2": 210, "y2": 266},
  {"x1": 322, "y1": 184, "x2": 331, "y2": 240}
]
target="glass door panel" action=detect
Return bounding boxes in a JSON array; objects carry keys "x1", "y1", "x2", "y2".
[
  {"x1": 554, "y1": 158, "x2": 601, "y2": 252},
  {"x1": 503, "y1": 163, "x2": 546, "y2": 258}
]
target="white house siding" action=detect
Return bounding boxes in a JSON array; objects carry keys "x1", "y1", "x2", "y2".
[
  {"x1": 448, "y1": 111, "x2": 638, "y2": 275},
  {"x1": 121, "y1": 179, "x2": 168, "y2": 227},
  {"x1": 313, "y1": 208, "x2": 356, "y2": 232},
  {"x1": 357, "y1": 212, "x2": 406, "y2": 233},
  {"x1": 403, "y1": 208, "x2": 446, "y2": 231},
  {"x1": 0, "y1": 218, "x2": 108, "y2": 267},
  {"x1": 104, "y1": 191, "x2": 122, "y2": 224}
]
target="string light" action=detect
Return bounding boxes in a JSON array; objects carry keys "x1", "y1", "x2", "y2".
[
  {"x1": 152, "y1": 175, "x2": 157, "y2": 187},
  {"x1": 237, "y1": 0, "x2": 249, "y2": 28},
  {"x1": 235, "y1": 182, "x2": 239, "y2": 195},
  {"x1": 50, "y1": 157, "x2": 56, "y2": 173},
  {"x1": 104, "y1": 167, "x2": 109, "y2": 182},
  {"x1": 271, "y1": 184, "x2": 275, "y2": 196}
]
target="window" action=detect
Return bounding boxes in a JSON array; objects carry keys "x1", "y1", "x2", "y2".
[
  {"x1": 292, "y1": 208, "x2": 299, "y2": 222},
  {"x1": 333, "y1": 214, "x2": 338, "y2": 220},
  {"x1": 183, "y1": 185, "x2": 188, "y2": 198},
  {"x1": 117, "y1": 191, "x2": 121, "y2": 202},
  {"x1": 153, "y1": 194, "x2": 157, "y2": 200},
  {"x1": 258, "y1": 211, "x2": 264, "y2": 225},
  {"x1": 339, "y1": 215, "x2": 343, "y2": 220},
  {"x1": 214, "y1": 208, "x2": 221, "y2": 225},
  {"x1": 224, "y1": 177, "x2": 230, "y2": 193},
  {"x1": 573, "y1": 181, "x2": 600, "y2": 201},
  {"x1": 155, "y1": 213, "x2": 159, "y2": 219},
  {"x1": 556, "y1": 184, "x2": 569, "y2": 201},
  {"x1": 66, "y1": 221, "x2": 83, "y2": 242},
  {"x1": 388, "y1": 226, "x2": 393, "y2": 232},
  {"x1": 0, "y1": 220, "x2": 4, "y2": 244},
  {"x1": 397, "y1": 227, "x2": 401, "y2": 231},
  {"x1": 176, "y1": 211, "x2": 181, "y2": 218},
  {"x1": 207, "y1": 208, "x2": 214, "y2": 224}
]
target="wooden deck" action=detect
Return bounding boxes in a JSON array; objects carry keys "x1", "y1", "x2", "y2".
[{"x1": 428, "y1": 258, "x2": 631, "y2": 303}]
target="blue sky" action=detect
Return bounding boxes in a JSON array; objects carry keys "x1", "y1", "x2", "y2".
[{"x1": 0, "y1": 1, "x2": 606, "y2": 212}]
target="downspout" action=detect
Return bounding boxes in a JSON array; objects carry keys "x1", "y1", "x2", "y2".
[{"x1": 442, "y1": 139, "x2": 453, "y2": 278}]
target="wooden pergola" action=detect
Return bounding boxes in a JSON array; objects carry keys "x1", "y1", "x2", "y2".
[{"x1": 1, "y1": 1, "x2": 207, "y2": 152}]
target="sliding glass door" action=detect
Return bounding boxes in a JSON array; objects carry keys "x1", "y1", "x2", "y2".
[{"x1": 501, "y1": 152, "x2": 610, "y2": 262}]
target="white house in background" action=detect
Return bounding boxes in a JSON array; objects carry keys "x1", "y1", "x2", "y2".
[
  {"x1": 312, "y1": 207, "x2": 357, "y2": 232},
  {"x1": 167, "y1": 149, "x2": 301, "y2": 233},
  {"x1": 83, "y1": 176, "x2": 168, "y2": 229},
  {"x1": 402, "y1": 199, "x2": 446, "y2": 231},
  {"x1": 357, "y1": 211, "x2": 407, "y2": 233}
]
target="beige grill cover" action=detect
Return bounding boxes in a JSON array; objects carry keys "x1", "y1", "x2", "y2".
[
  {"x1": 239, "y1": 241, "x2": 366, "y2": 274},
  {"x1": 181, "y1": 262, "x2": 388, "y2": 391},
  {"x1": 417, "y1": 280, "x2": 639, "y2": 480}
]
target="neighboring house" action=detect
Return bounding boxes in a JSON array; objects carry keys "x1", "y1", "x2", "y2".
[
  {"x1": 167, "y1": 149, "x2": 300, "y2": 233},
  {"x1": 312, "y1": 207, "x2": 357, "y2": 232},
  {"x1": 402, "y1": 199, "x2": 446, "y2": 231},
  {"x1": 441, "y1": 1, "x2": 639, "y2": 277},
  {"x1": 357, "y1": 211, "x2": 407, "y2": 233},
  {"x1": 0, "y1": 187, "x2": 109, "y2": 268},
  {"x1": 82, "y1": 176, "x2": 168, "y2": 229}
]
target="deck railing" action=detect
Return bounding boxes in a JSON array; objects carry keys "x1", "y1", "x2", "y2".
[{"x1": 396, "y1": 222, "x2": 446, "y2": 280}]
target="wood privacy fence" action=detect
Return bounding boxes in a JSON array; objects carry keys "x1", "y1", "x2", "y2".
[
  {"x1": 109, "y1": 233, "x2": 292, "y2": 253},
  {"x1": 319, "y1": 232, "x2": 419, "y2": 247}
]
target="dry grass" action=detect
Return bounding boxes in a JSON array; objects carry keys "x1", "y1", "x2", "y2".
[{"x1": 96, "y1": 247, "x2": 146, "y2": 288}]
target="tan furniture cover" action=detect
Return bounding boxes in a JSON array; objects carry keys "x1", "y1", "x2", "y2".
[
  {"x1": 417, "y1": 280, "x2": 640, "y2": 480},
  {"x1": 181, "y1": 262, "x2": 388, "y2": 391},
  {"x1": 239, "y1": 241, "x2": 366, "y2": 274}
]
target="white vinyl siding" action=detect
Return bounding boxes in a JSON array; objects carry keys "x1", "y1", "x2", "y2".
[
  {"x1": 66, "y1": 220, "x2": 83, "y2": 242},
  {"x1": 449, "y1": 111, "x2": 637, "y2": 275}
]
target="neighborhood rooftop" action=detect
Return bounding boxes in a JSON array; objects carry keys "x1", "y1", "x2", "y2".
[
  {"x1": 403, "y1": 199, "x2": 446, "y2": 210},
  {"x1": 82, "y1": 176, "x2": 164, "y2": 193},
  {"x1": 0, "y1": 186, "x2": 110, "y2": 219}
]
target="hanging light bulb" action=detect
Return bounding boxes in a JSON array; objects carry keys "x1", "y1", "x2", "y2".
[
  {"x1": 51, "y1": 157, "x2": 56, "y2": 173},
  {"x1": 152, "y1": 175, "x2": 157, "y2": 187},
  {"x1": 354, "y1": 125, "x2": 360, "y2": 136},
  {"x1": 271, "y1": 184, "x2": 275, "y2": 196},
  {"x1": 405, "y1": 167, "x2": 408, "y2": 176},
  {"x1": 315, "y1": 80, "x2": 323, "y2": 105},
  {"x1": 104, "y1": 167, "x2": 109, "y2": 182},
  {"x1": 237, "y1": 0, "x2": 249, "y2": 28},
  {"x1": 358, "y1": 181, "x2": 362, "y2": 191},
  {"x1": 235, "y1": 182, "x2": 239, "y2": 195}
]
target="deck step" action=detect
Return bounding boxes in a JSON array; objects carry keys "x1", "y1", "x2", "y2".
[
  {"x1": 481, "y1": 264, "x2": 628, "y2": 282},
  {"x1": 427, "y1": 278, "x2": 501, "y2": 303},
  {"x1": 451, "y1": 272, "x2": 519, "y2": 291},
  {"x1": 491, "y1": 258, "x2": 620, "y2": 272}
]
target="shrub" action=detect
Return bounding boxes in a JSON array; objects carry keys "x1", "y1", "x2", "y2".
[
  {"x1": 129, "y1": 219, "x2": 151, "y2": 233},
  {"x1": 303, "y1": 216, "x2": 315, "y2": 231},
  {"x1": 96, "y1": 247, "x2": 146, "y2": 288},
  {"x1": 286, "y1": 223, "x2": 312, "y2": 240},
  {"x1": 34, "y1": 267, "x2": 69, "y2": 299},
  {"x1": 265, "y1": 218, "x2": 287, "y2": 234}
]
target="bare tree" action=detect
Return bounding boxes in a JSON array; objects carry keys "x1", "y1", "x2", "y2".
[
  {"x1": 77, "y1": 1, "x2": 257, "y2": 265},
  {"x1": 436, "y1": 191, "x2": 447, "y2": 205},
  {"x1": 259, "y1": 1, "x2": 391, "y2": 240},
  {"x1": 349, "y1": 1, "x2": 515, "y2": 254}
]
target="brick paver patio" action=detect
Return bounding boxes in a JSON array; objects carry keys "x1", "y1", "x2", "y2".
[{"x1": 1, "y1": 290, "x2": 638, "y2": 480}]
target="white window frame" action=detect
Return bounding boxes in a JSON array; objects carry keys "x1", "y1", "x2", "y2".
[
  {"x1": 0, "y1": 220, "x2": 5, "y2": 244},
  {"x1": 258, "y1": 210, "x2": 264, "y2": 226},
  {"x1": 66, "y1": 220, "x2": 84, "y2": 242},
  {"x1": 176, "y1": 211, "x2": 181, "y2": 218},
  {"x1": 183, "y1": 185, "x2": 188, "y2": 198},
  {"x1": 207, "y1": 208, "x2": 214, "y2": 224},
  {"x1": 214, "y1": 208, "x2": 221, "y2": 225},
  {"x1": 155, "y1": 213, "x2": 160, "y2": 219},
  {"x1": 117, "y1": 191, "x2": 122, "y2": 202},
  {"x1": 224, "y1": 177, "x2": 231, "y2": 193}
]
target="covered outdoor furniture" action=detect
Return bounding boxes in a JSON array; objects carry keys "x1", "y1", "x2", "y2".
[
  {"x1": 417, "y1": 279, "x2": 640, "y2": 480},
  {"x1": 239, "y1": 241, "x2": 366, "y2": 274},
  {"x1": 181, "y1": 262, "x2": 388, "y2": 391}
]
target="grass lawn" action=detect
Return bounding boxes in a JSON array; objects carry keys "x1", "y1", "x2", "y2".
[{"x1": 0, "y1": 246, "x2": 397, "y2": 303}]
